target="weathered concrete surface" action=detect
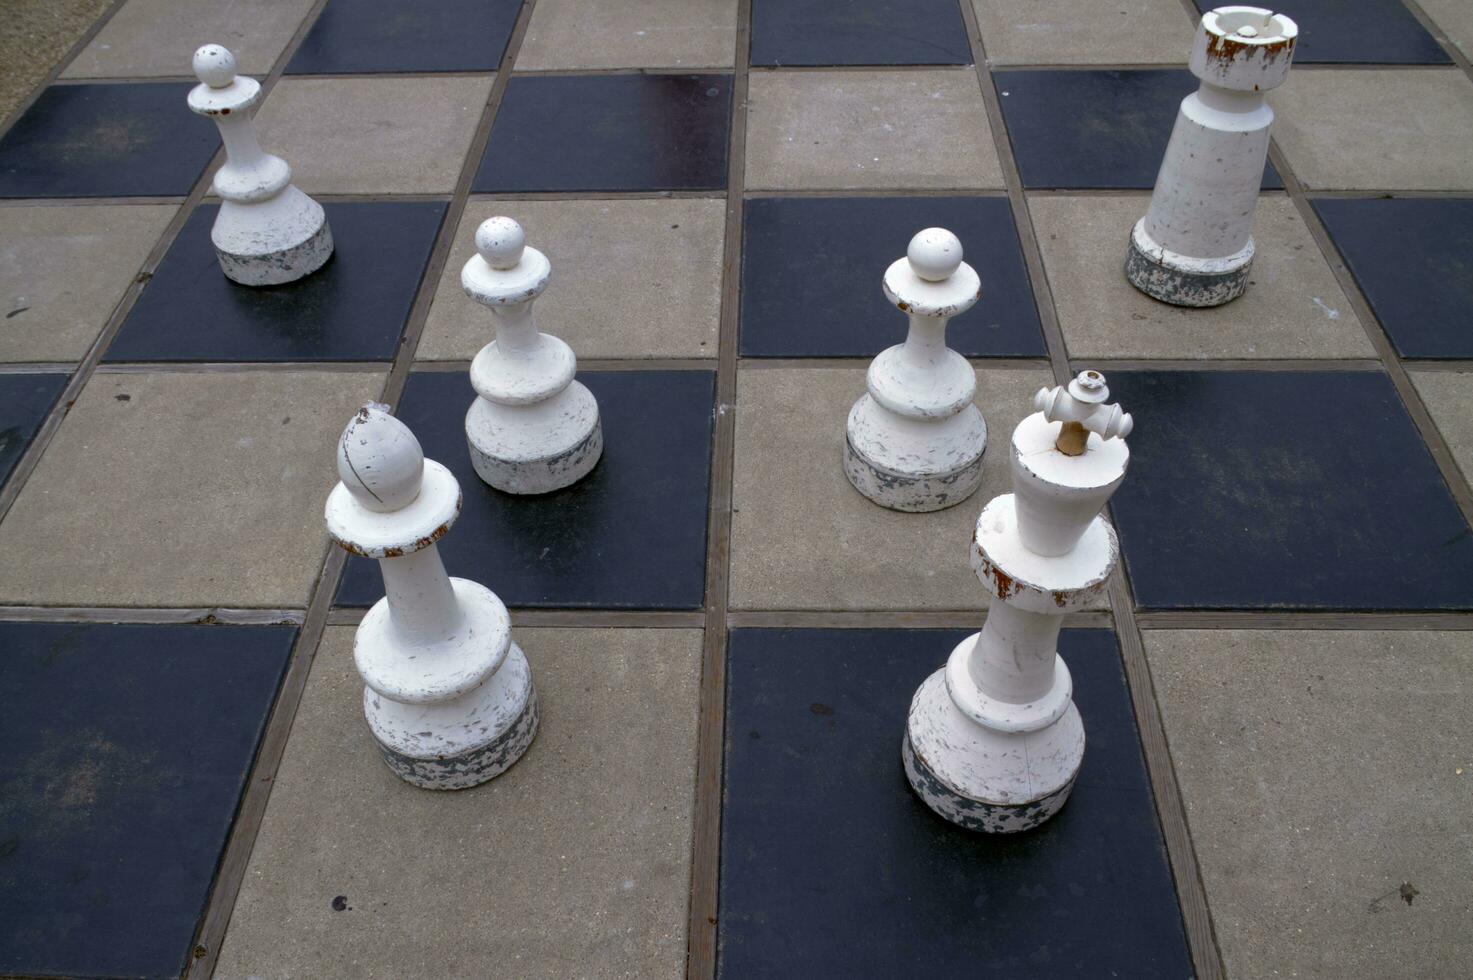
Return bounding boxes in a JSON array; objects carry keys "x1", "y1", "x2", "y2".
[
  {"x1": 1270, "y1": 69, "x2": 1473, "y2": 191},
  {"x1": 0, "y1": 203, "x2": 177, "y2": 362},
  {"x1": 517, "y1": 0, "x2": 736, "y2": 70},
  {"x1": 1410, "y1": 371, "x2": 1473, "y2": 488},
  {"x1": 61, "y1": 0, "x2": 317, "y2": 79},
  {"x1": 0, "y1": 0, "x2": 110, "y2": 122},
  {"x1": 745, "y1": 70, "x2": 1003, "y2": 190},
  {"x1": 0, "y1": 369, "x2": 384, "y2": 608},
  {"x1": 1145, "y1": 629, "x2": 1473, "y2": 980},
  {"x1": 1030, "y1": 194, "x2": 1373, "y2": 360},
  {"x1": 1420, "y1": 0, "x2": 1473, "y2": 60},
  {"x1": 252, "y1": 76, "x2": 494, "y2": 195},
  {"x1": 971, "y1": 0, "x2": 1192, "y2": 66},
  {"x1": 730, "y1": 365, "x2": 1107, "y2": 611},
  {"x1": 216, "y1": 625, "x2": 701, "y2": 979},
  {"x1": 420, "y1": 198, "x2": 724, "y2": 360}
]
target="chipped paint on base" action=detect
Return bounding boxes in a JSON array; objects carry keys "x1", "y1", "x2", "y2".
[
  {"x1": 216, "y1": 207, "x2": 333, "y2": 287},
  {"x1": 903, "y1": 664, "x2": 1083, "y2": 834},
  {"x1": 375, "y1": 674, "x2": 539, "y2": 791},
  {"x1": 467, "y1": 395, "x2": 603, "y2": 495},
  {"x1": 1125, "y1": 222, "x2": 1251, "y2": 308},
  {"x1": 843, "y1": 427, "x2": 984, "y2": 513}
]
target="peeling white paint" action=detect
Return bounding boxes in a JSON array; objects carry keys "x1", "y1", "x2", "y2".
[
  {"x1": 187, "y1": 44, "x2": 332, "y2": 286},
  {"x1": 462, "y1": 217, "x2": 603, "y2": 495}
]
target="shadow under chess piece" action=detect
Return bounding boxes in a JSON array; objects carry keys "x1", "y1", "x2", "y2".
[
  {"x1": 1125, "y1": 6, "x2": 1298, "y2": 307},
  {"x1": 326, "y1": 403, "x2": 537, "y2": 789},
  {"x1": 187, "y1": 43, "x2": 332, "y2": 286},
  {"x1": 904, "y1": 370, "x2": 1132, "y2": 832}
]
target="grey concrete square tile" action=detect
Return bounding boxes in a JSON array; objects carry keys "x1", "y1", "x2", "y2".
[
  {"x1": 516, "y1": 0, "x2": 736, "y2": 70},
  {"x1": 973, "y1": 0, "x2": 1192, "y2": 66},
  {"x1": 729, "y1": 365, "x2": 1112, "y2": 610},
  {"x1": 1146, "y1": 629, "x2": 1473, "y2": 979},
  {"x1": 0, "y1": 369, "x2": 384, "y2": 607},
  {"x1": 1410, "y1": 370, "x2": 1473, "y2": 489},
  {"x1": 253, "y1": 76, "x2": 494, "y2": 195},
  {"x1": 216, "y1": 625, "x2": 701, "y2": 979},
  {"x1": 744, "y1": 70, "x2": 1003, "y2": 190},
  {"x1": 1271, "y1": 69, "x2": 1473, "y2": 190},
  {"x1": 417, "y1": 197, "x2": 724, "y2": 361},
  {"x1": 0, "y1": 203, "x2": 176, "y2": 362},
  {"x1": 62, "y1": 0, "x2": 318, "y2": 78},
  {"x1": 1029, "y1": 194, "x2": 1374, "y2": 360},
  {"x1": 1421, "y1": 0, "x2": 1473, "y2": 60}
]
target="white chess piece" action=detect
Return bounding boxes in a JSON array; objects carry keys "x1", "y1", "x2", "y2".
[
  {"x1": 845, "y1": 227, "x2": 987, "y2": 512},
  {"x1": 903, "y1": 371, "x2": 1132, "y2": 832},
  {"x1": 326, "y1": 403, "x2": 537, "y2": 790},
  {"x1": 463, "y1": 217, "x2": 603, "y2": 494},
  {"x1": 187, "y1": 43, "x2": 332, "y2": 285},
  {"x1": 1125, "y1": 7, "x2": 1298, "y2": 307}
]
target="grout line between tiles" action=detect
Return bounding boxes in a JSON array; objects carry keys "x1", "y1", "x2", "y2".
[
  {"x1": 0, "y1": 606, "x2": 304, "y2": 625},
  {"x1": 725, "y1": 609, "x2": 1114, "y2": 629},
  {"x1": 1137, "y1": 610, "x2": 1473, "y2": 630},
  {"x1": 0, "y1": 0, "x2": 131, "y2": 138},
  {"x1": 1075, "y1": 358, "x2": 1388, "y2": 372},
  {"x1": 182, "y1": 1, "x2": 543, "y2": 974},
  {"x1": 964, "y1": 1, "x2": 1227, "y2": 975},
  {"x1": 687, "y1": 2, "x2": 750, "y2": 976},
  {"x1": 1399, "y1": 1, "x2": 1473, "y2": 77}
]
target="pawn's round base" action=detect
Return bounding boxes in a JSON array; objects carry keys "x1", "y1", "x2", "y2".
[
  {"x1": 844, "y1": 436, "x2": 984, "y2": 512},
  {"x1": 1125, "y1": 220, "x2": 1251, "y2": 309},
  {"x1": 843, "y1": 398, "x2": 986, "y2": 513},
  {"x1": 466, "y1": 383, "x2": 603, "y2": 495},
  {"x1": 903, "y1": 663, "x2": 1083, "y2": 834},
  {"x1": 368, "y1": 644, "x2": 539, "y2": 791},
  {"x1": 212, "y1": 190, "x2": 333, "y2": 287}
]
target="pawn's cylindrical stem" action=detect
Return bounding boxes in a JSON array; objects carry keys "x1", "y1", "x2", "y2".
[
  {"x1": 378, "y1": 544, "x2": 464, "y2": 642},
  {"x1": 968, "y1": 600, "x2": 1063, "y2": 706},
  {"x1": 901, "y1": 313, "x2": 950, "y2": 369},
  {"x1": 491, "y1": 300, "x2": 541, "y2": 354}
]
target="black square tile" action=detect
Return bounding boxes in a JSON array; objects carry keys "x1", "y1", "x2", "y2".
[
  {"x1": 0, "y1": 622, "x2": 295, "y2": 979},
  {"x1": 1313, "y1": 197, "x2": 1473, "y2": 359},
  {"x1": 720, "y1": 628, "x2": 1191, "y2": 977},
  {"x1": 1193, "y1": 0, "x2": 1450, "y2": 65},
  {"x1": 0, "y1": 373, "x2": 66, "y2": 489},
  {"x1": 473, "y1": 74, "x2": 732, "y2": 193},
  {"x1": 1109, "y1": 370, "x2": 1473, "y2": 610},
  {"x1": 750, "y1": 0, "x2": 971, "y2": 67},
  {"x1": 337, "y1": 369, "x2": 714, "y2": 609},
  {"x1": 740, "y1": 196, "x2": 1045, "y2": 357},
  {"x1": 995, "y1": 69, "x2": 1282, "y2": 190},
  {"x1": 288, "y1": 0, "x2": 520, "y2": 73},
  {"x1": 0, "y1": 84, "x2": 217, "y2": 198},
  {"x1": 106, "y1": 201, "x2": 446, "y2": 362}
]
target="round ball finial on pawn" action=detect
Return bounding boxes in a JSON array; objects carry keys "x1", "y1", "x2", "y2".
[
  {"x1": 338, "y1": 403, "x2": 425, "y2": 514},
  {"x1": 193, "y1": 43, "x2": 237, "y2": 88},
  {"x1": 476, "y1": 216, "x2": 527, "y2": 271},
  {"x1": 907, "y1": 227, "x2": 963, "y2": 282}
]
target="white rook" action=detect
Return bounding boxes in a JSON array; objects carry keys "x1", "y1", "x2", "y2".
[
  {"x1": 326, "y1": 404, "x2": 537, "y2": 790},
  {"x1": 463, "y1": 217, "x2": 603, "y2": 494},
  {"x1": 1125, "y1": 7, "x2": 1298, "y2": 307},
  {"x1": 903, "y1": 370, "x2": 1132, "y2": 832},
  {"x1": 845, "y1": 227, "x2": 987, "y2": 512},
  {"x1": 187, "y1": 43, "x2": 332, "y2": 286}
]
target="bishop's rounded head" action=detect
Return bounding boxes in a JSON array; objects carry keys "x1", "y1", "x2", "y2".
[
  {"x1": 193, "y1": 44, "x2": 237, "y2": 89},
  {"x1": 337, "y1": 403, "x2": 424, "y2": 513},
  {"x1": 906, "y1": 227, "x2": 963, "y2": 282},
  {"x1": 476, "y1": 216, "x2": 526, "y2": 271}
]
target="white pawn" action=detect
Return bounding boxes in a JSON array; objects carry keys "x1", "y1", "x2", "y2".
[
  {"x1": 187, "y1": 43, "x2": 332, "y2": 286},
  {"x1": 325, "y1": 403, "x2": 537, "y2": 790},
  {"x1": 1125, "y1": 7, "x2": 1298, "y2": 307},
  {"x1": 903, "y1": 370, "x2": 1131, "y2": 832},
  {"x1": 463, "y1": 217, "x2": 603, "y2": 494},
  {"x1": 845, "y1": 228, "x2": 987, "y2": 512}
]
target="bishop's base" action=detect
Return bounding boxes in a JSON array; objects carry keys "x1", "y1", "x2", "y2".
[
  {"x1": 903, "y1": 665, "x2": 1083, "y2": 834},
  {"x1": 1125, "y1": 226, "x2": 1251, "y2": 309},
  {"x1": 843, "y1": 434, "x2": 984, "y2": 513},
  {"x1": 215, "y1": 213, "x2": 333, "y2": 287},
  {"x1": 373, "y1": 683, "x2": 539, "y2": 791},
  {"x1": 468, "y1": 413, "x2": 603, "y2": 495}
]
